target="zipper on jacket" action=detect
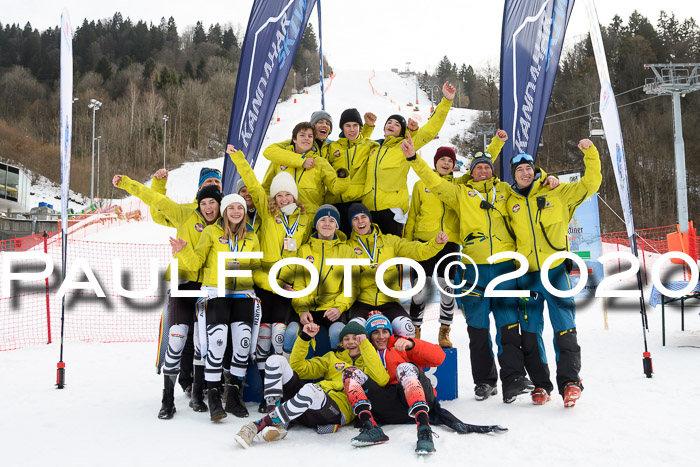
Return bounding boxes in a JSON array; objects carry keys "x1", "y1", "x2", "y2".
[{"x1": 525, "y1": 196, "x2": 541, "y2": 269}]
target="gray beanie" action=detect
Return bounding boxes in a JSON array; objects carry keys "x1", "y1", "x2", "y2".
[
  {"x1": 235, "y1": 179, "x2": 246, "y2": 194},
  {"x1": 310, "y1": 110, "x2": 333, "y2": 132}
]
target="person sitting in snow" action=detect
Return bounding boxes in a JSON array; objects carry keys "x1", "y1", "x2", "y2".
[
  {"x1": 233, "y1": 321, "x2": 389, "y2": 448},
  {"x1": 342, "y1": 313, "x2": 507, "y2": 454}
]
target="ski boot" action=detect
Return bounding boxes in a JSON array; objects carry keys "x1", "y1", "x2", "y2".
[
  {"x1": 531, "y1": 387, "x2": 551, "y2": 405},
  {"x1": 474, "y1": 383, "x2": 497, "y2": 401},
  {"x1": 563, "y1": 382, "x2": 582, "y2": 408}
]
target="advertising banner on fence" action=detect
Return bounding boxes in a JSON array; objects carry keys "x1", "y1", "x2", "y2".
[
  {"x1": 222, "y1": 0, "x2": 318, "y2": 194},
  {"x1": 559, "y1": 172, "x2": 604, "y2": 297},
  {"x1": 498, "y1": 0, "x2": 575, "y2": 184}
]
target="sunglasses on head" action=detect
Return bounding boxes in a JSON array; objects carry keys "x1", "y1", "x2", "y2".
[
  {"x1": 201, "y1": 167, "x2": 222, "y2": 177},
  {"x1": 510, "y1": 153, "x2": 534, "y2": 165}
]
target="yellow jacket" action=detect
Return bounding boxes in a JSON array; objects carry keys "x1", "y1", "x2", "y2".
[
  {"x1": 177, "y1": 219, "x2": 267, "y2": 290},
  {"x1": 405, "y1": 174, "x2": 461, "y2": 243},
  {"x1": 147, "y1": 175, "x2": 198, "y2": 228},
  {"x1": 116, "y1": 175, "x2": 209, "y2": 282},
  {"x1": 228, "y1": 150, "x2": 312, "y2": 288},
  {"x1": 292, "y1": 232, "x2": 358, "y2": 315},
  {"x1": 408, "y1": 156, "x2": 515, "y2": 264},
  {"x1": 323, "y1": 134, "x2": 379, "y2": 204},
  {"x1": 361, "y1": 97, "x2": 452, "y2": 213},
  {"x1": 507, "y1": 145, "x2": 602, "y2": 272},
  {"x1": 290, "y1": 336, "x2": 389, "y2": 424},
  {"x1": 261, "y1": 141, "x2": 349, "y2": 217},
  {"x1": 349, "y1": 225, "x2": 445, "y2": 306}
]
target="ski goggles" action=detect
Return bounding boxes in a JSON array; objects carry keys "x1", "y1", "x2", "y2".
[
  {"x1": 472, "y1": 151, "x2": 493, "y2": 160},
  {"x1": 199, "y1": 168, "x2": 222, "y2": 187},
  {"x1": 510, "y1": 153, "x2": 534, "y2": 165}
]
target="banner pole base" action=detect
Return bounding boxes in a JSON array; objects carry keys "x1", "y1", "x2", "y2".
[
  {"x1": 56, "y1": 361, "x2": 66, "y2": 389},
  {"x1": 642, "y1": 352, "x2": 653, "y2": 378}
]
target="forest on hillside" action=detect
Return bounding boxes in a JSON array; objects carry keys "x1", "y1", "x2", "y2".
[
  {"x1": 0, "y1": 10, "x2": 698, "y2": 231},
  {"x1": 0, "y1": 13, "x2": 331, "y2": 199},
  {"x1": 438, "y1": 11, "x2": 700, "y2": 232}
]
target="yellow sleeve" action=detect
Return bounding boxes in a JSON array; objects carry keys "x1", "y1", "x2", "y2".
[
  {"x1": 411, "y1": 97, "x2": 452, "y2": 151},
  {"x1": 179, "y1": 227, "x2": 212, "y2": 272},
  {"x1": 228, "y1": 150, "x2": 269, "y2": 214},
  {"x1": 117, "y1": 176, "x2": 191, "y2": 226},
  {"x1": 404, "y1": 183, "x2": 421, "y2": 241},
  {"x1": 318, "y1": 157, "x2": 350, "y2": 195},
  {"x1": 263, "y1": 141, "x2": 306, "y2": 168},
  {"x1": 149, "y1": 176, "x2": 171, "y2": 226},
  {"x1": 408, "y1": 157, "x2": 461, "y2": 211},
  {"x1": 358, "y1": 339, "x2": 389, "y2": 386},
  {"x1": 559, "y1": 145, "x2": 602, "y2": 216},
  {"x1": 289, "y1": 337, "x2": 329, "y2": 379},
  {"x1": 393, "y1": 235, "x2": 444, "y2": 261},
  {"x1": 361, "y1": 123, "x2": 374, "y2": 139},
  {"x1": 484, "y1": 136, "x2": 506, "y2": 165}
]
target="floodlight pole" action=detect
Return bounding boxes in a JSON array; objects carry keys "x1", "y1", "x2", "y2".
[{"x1": 644, "y1": 63, "x2": 700, "y2": 233}]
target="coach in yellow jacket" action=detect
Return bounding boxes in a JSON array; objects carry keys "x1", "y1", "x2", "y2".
[{"x1": 506, "y1": 139, "x2": 602, "y2": 408}]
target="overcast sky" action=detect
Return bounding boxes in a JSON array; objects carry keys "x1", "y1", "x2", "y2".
[{"x1": 2, "y1": 1, "x2": 696, "y2": 73}]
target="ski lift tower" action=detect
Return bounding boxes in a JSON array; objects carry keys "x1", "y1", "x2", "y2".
[
  {"x1": 643, "y1": 63, "x2": 700, "y2": 233},
  {"x1": 475, "y1": 123, "x2": 496, "y2": 152}
]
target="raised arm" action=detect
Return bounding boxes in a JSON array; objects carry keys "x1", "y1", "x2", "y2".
[{"x1": 227, "y1": 145, "x2": 269, "y2": 213}]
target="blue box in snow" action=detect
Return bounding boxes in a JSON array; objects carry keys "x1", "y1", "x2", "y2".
[
  {"x1": 244, "y1": 346, "x2": 459, "y2": 403},
  {"x1": 424, "y1": 347, "x2": 458, "y2": 401}
]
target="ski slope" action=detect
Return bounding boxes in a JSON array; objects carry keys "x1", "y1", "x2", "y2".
[{"x1": 4, "y1": 69, "x2": 699, "y2": 466}]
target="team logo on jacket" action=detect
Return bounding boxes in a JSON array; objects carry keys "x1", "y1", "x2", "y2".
[
  {"x1": 468, "y1": 191, "x2": 477, "y2": 197},
  {"x1": 195, "y1": 223, "x2": 204, "y2": 232},
  {"x1": 280, "y1": 165, "x2": 288, "y2": 171},
  {"x1": 334, "y1": 362, "x2": 346, "y2": 371},
  {"x1": 512, "y1": 204, "x2": 520, "y2": 213},
  {"x1": 424, "y1": 188, "x2": 431, "y2": 193},
  {"x1": 354, "y1": 247, "x2": 363, "y2": 255},
  {"x1": 333, "y1": 150, "x2": 341, "y2": 158},
  {"x1": 218, "y1": 236, "x2": 228, "y2": 244},
  {"x1": 275, "y1": 216, "x2": 282, "y2": 224},
  {"x1": 306, "y1": 255, "x2": 314, "y2": 263}
]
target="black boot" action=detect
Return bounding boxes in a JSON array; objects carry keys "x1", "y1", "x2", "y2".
[
  {"x1": 189, "y1": 383, "x2": 208, "y2": 412},
  {"x1": 225, "y1": 377, "x2": 249, "y2": 418},
  {"x1": 207, "y1": 382, "x2": 226, "y2": 421},
  {"x1": 158, "y1": 375, "x2": 176, "y2": 419},
  {"x1": 258, "y1": 370, "x2": 267, "y2": 413}
]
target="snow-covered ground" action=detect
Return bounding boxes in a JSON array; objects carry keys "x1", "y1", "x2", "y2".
[
  {"x1": 5, "y1": 68, "x2": 699, "y2": 466},
  {"x1": 2, "y1": 299, "x2": 698, "y2": 467}
]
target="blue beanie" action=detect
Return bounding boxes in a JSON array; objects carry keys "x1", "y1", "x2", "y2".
[
  {"x1": 314, "y1": 204, "x2": 341, "y2": 230},
  {"x1": 366, "y1": 313, "x2": 392, "y2": 336},
  {"x1": 198, "y1": 167, "x2": 222, "y2": 188},
  {"x1": 347, "y1": 203, "x2": 372, "y2": 225}
]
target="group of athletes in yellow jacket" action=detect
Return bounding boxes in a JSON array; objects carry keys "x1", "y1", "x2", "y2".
[{"x1": 112, "y1": 77, "x2": 601, "y2": 452}]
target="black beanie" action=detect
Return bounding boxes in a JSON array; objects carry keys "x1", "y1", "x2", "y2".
[
  {"x1": 385, "y1": 114, "x2": 407, "y2": 137},
  {"x1": 340, "y1": 108, "x2": 363, "y2": 128},
  {"x1": 197, "y1": 185, "x2": 222, "y2": 205},
  {"x1": 348, "y1": 203, "x2": 372, "y2": 225}
]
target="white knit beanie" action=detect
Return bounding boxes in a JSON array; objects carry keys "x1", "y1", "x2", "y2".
[
  {"x1": 220, "y1": 193, "x2": 247, "y2": 216},
  {"x1": 269, "y1": 172, "x2": 298, "y2": 200}
]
